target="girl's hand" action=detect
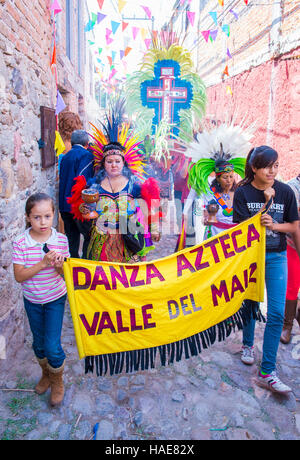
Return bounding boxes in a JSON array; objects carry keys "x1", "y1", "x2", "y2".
[
  {"x1": 41, "y1": 250, "x2": 57, "y2": 268},
  {"x1": 53, "y1": 253, "x2": 65, "y2": 268},
  {"x1": 264, "y1": 187, "x2": 275, "y2": 203},
  {"x1": 261, "y1": 213, "x2": 274, "y2": 230}
]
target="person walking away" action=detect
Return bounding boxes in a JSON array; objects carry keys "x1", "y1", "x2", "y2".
[
  {"x1": 59, "y1": 130, "x2": 94, "y2": 258},
  {"x1": 233, "y1": 146, "x2": 299, "y2": 394},
  {"x1": 57, "y1": 111, "x2": 83, "y2": 234},
  {"x1": 280, "y1": 174, "x2": 300, "y2": 344},
  {"x1": 12, "y1": 193, "x2": 70, "y2": 406}
]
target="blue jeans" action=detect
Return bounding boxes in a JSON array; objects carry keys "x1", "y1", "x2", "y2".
[
  {"x1": 24, "y1": 294, "x2": 66, "y2": 368},
  {"x1": 243, "y1": 251, "x2": 287, "y2": 374}
]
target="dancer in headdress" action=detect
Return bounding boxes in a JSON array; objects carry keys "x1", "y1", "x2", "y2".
[
  {"x1": 67, "y1": 100, "x2": 160, "y2": 263},
  {"x1": 182, "y1": 122, "x2": 254, "y2": 243}
]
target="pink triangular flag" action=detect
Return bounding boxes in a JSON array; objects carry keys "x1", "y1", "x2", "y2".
[
  {"x1": 122, "y1": 21, "x2": 129, "y2": 31},
  {"x1": 106, "y1": 28, "x2": 112, "y2": 37},
  {"x1": 187, "y1": 11, "x2": 195, "y2": 27},
  {"x1": 144, "y1": 38, "x2": 151, "y2": 49},
  {"x1": 50, "y1": 0, "x2": 62, "y2": 15},
  {"x1": 106, "y1": 36, "x2": 114, "y2": 45},
  {"x1": 201, "y1": 30, "x2": 210, "y2": 42},
  {"x1": 132, "y1": 26, "x2": 139, "y2": 40},
  {"x1": 141, "y1": 5, "x2": 151, "y2": 19},
  {"x1": 109, "y1": 69, "x2": 117, "y2": 80}
]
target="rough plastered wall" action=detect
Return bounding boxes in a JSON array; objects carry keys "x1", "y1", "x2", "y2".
[
  {"x1": 0, "y1": 0, "x2": 89, "y2": 363},
  {"x1": 194, "y1": 0, "x2": 300, "y2": 181},
  {"x1": 0, "y1": 0, "x2": 57, "y2": 364}
]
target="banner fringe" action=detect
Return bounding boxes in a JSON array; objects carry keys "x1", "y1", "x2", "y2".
[{"x1": 84, "y1": 300, "x2": 265, "y2": 376}]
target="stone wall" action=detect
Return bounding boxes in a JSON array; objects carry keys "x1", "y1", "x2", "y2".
[
  {"x1": 0, "y1": 0, "x2": 87, "y2": 364},
  {"x1": 0, "y1": 0, "x2": 57, "y2": 363}
]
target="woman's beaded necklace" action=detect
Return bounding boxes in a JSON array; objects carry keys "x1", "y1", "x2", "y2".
[{"x1": 210, "y1": 185, "x2": 233, "y2": 216}]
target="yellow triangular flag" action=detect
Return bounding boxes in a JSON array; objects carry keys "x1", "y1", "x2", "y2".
[
  {"x1": 55, "y1": 131, "x2": 66, "y2": 156},
  {"x1": 226, "y1": 85, "x2": 233, "y2": 96},
  {"x1": 140, "y1": 28, "x2": 147, "y2": 40},
  {"x1": 118, "y1": 0, "x2": 126, "y2": 12}
]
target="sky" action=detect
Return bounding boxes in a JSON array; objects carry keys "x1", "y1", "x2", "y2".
[{"x1": 86, "y1": 0, "x2": 178, "y2": 81}]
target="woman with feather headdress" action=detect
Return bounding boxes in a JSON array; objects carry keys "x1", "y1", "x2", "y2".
[
  {"x1": 67, "y1": 99, "x2": 161, "y2": 263},
  {"x1": 182, "y1": 121, "x2": 254, "y2": 242}
]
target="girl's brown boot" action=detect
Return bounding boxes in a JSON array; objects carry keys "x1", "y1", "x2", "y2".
[
  {"x1": 47, "y1": 362, "x2": 65, "y2": 407},
  {"x1": 35, "y1": 358, "x2": 51, "y2": 395}
]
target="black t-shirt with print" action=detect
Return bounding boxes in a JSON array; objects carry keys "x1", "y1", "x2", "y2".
[{"x1": 233, "y1": 180, "x2": 299, "y2": 252}]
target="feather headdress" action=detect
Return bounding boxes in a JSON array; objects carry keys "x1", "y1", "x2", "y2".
[
  {"x1": 88, "y1": 97, "x2": 146, "y2": 181},
  {"x1": 185, "y1": 121, "x2": 255, "y2": 195},
  {"x1": 125, "y1": 30, "x2": 206, "y2": 142}
]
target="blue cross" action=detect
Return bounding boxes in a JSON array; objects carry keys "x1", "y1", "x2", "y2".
[{"x1": 141, "y1": 60, "x2": 193, "y2": 136}]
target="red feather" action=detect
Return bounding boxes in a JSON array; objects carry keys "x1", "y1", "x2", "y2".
[
  {"x1": 66, "y1": 175, "x2": 87, "y2": 221},
  {"x1": 141, "y1": 177, "x2": 162, "y2": 226},
  {"x1": 141, "y1": 177, "x2": 160, "y2": 208}
]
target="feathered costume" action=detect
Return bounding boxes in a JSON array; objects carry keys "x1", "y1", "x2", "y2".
[
  {"x1": 179, "y1": 121, "x2": 255, "y2": 245},
  {"x1": 125, "y1": 31, "x2": 206, "y2": 143},
  {"x1": 125, "y1": 31, "x2": 207, "y2": 202},
  {"x1": 67, "y1": 98, "x2": 161, "y2": 262},
  {"x1": 186, "y1": 122, "x2": 254, "y2": 197}
]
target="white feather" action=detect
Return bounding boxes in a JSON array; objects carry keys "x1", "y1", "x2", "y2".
[{"x1": 184, "y1": 122, "x2": 255, "y2": 162}]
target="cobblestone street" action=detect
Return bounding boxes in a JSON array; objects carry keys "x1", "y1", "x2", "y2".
[{"x1": 1, "y1": 227, "x2": 300, "y2": 441}]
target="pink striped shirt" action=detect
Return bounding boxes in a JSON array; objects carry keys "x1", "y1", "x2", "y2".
[{"x1": 12, "y1": 228, "x2": 70, "y2": 304}]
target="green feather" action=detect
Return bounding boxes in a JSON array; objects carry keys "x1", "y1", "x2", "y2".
[{"x1": 188, "y1": 159, "x2": 215, "y2": 196}]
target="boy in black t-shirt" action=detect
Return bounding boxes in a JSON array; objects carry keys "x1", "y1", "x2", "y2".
[{"x1": 233, "y1": 146, "x2": 299, "y2": 394}]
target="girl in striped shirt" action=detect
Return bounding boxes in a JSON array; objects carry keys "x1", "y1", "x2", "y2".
[{"x1": 13, "y1": 193, "x2": 70, "y2": 406}]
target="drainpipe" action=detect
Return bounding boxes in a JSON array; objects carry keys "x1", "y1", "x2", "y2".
[{"x1": 266, "y1": 0, "x2": 284, "y2": 145}]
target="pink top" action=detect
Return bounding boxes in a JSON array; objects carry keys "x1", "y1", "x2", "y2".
[{"x1": 12, "y1": 228, "x2": 70, "y2": 304}]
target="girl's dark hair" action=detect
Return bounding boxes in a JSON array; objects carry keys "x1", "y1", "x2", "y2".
[
  {"x1": 238, "y1": 145, "x2": 278, "y2": 187},
  {"x1": 103, "y1": 142, "x2": 125, "y2": 153},
  {"x1": 25, "y1": 193, "x2": 54, "y2": 228}
]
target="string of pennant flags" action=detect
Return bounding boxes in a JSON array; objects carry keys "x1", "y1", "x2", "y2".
[
  {"x1": 49, "y1": 0, "x2": 66, "y2": 156},
  {"x1": 84, "y1": 1, "x2": 157, "y2": 91},
  {"x1": 197, "y1": 0, "x2": 249, "y2": 96},
  {"x1": 84, "y1": 0, "x2": 250, "y2": 91},
  {"x1": 50, "y1": 0, "x2": 252, "y2": 116}
]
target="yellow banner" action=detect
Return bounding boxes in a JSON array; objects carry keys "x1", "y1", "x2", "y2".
[{"x1": 64, "y1": 213, "x2": 265, "y2": 361}]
